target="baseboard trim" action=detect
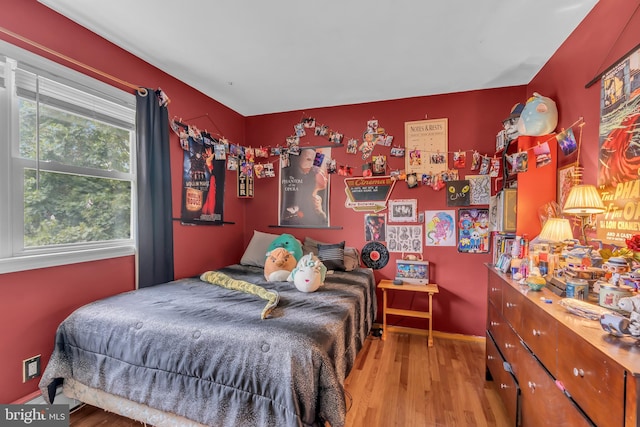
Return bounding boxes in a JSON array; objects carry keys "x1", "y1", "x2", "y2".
[{"x1": 372, "y1": 323, "x2": 485, "y2": 343}]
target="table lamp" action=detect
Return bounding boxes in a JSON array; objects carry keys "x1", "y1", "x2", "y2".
[
  {"x1": 538, "y1": 217, "x2": 574, "y2": 278},
  {"x1": 538, "y1": 217, "x2": 574, "y2": 243},
  {"x1": 562, "y1": 184, "x2": 606, "y2": 244}
]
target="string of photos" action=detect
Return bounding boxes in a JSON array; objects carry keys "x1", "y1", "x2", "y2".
[{"x1": 170, "y1": 112, "x2": 586, "y2": 192}]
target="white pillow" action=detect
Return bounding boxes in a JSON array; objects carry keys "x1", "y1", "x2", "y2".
[{"x1": 240, "y1": 230, "x2": 280, "y2": 267}]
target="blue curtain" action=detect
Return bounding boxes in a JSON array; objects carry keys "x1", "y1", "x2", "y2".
[{"x1": 136, "y1": 89, "x2": 174, "y2": 287}]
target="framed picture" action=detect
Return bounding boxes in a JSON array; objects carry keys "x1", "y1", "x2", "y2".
[
  {"x1": 557, "y1": 163, "x2": 577, "y2": 211},
  {"x1": 388, "y1": 199, "x2": 417, "y2": 223}
]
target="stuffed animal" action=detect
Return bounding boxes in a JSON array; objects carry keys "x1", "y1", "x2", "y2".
[
  {"x1": 264, "y1": 247, "x2": 297, "y2": 282},
  {"x1": 516, "y1": 92, "x2": 558, "y2": 136},
  {"x1": 200, "y1": 271, "x2": 279, "y2": 319},
  {"x1": 266, "y1": 233, "x2": 303, "y2": 262},
  {"x1": 287, "y1": 252, "x2": 327, "y2": 293}
]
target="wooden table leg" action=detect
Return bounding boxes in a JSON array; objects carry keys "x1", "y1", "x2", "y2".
[
  {"x1": 382, "y1": 288, "x2": 387, "y2": 341},
  {"x1": 428, "y1": 291, "x2": 434, "y2": 347}
]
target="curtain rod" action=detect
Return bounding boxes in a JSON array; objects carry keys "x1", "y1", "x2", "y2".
[{"x1": 0, "y1": 25, "x2": 147, "y2": 95}]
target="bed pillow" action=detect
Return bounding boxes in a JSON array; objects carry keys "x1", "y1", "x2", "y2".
[
  {"x1": 304, "y1": 237, "x2": 360, "y2": 271},
  {"x1": 343, "y1": 247, "x2": 361, "y2": 271},
  {"x1": 317, "y1": 241, "x2": 346, "y2": 271},
  {"x1": 240, "y1": 230, "x2": 280, "y2": 267},
  {"x1": 302, "y1": 236, "x2": 324, "y2": 255}
]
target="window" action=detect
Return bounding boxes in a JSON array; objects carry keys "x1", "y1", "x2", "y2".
[{"x1": 0, "y1": 40, "x2": 136, "y2": 274}]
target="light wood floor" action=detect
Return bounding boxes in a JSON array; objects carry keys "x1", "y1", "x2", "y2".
[{"x1": 69, "y1": 333, "x2": 510, "y2": 427}]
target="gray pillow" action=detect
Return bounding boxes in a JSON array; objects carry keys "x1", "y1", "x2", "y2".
[
  {"x1": 304, "y1": 237, "x2": 360, "y2": 271},
  {"x1": 317, "y1": 241, "x2": 346, "y2": 271},
  {"x1": 240, "y1": 230, "x2": 280, "y2": 267}
]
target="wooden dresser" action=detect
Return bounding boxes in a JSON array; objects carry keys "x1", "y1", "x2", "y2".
[{"x1": 486, "y1": 266, "x2": 640, "y2": 426}]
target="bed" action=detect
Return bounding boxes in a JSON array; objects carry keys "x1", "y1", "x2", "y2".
[{"x1": 39, "y1": 263, "x2": 377, "y2": 427}]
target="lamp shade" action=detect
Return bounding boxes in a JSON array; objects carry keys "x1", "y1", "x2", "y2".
[
  {"x1": 538, "y1": 218, "x2": 574, "y2": 242},
  {"x1": 563, "y1": 184, "x2": 606, "y2": 215}
]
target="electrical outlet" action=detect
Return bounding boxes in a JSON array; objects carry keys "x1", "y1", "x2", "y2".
[{"x1": 22, "y1": 354, "x2": 41, "y2": 383}]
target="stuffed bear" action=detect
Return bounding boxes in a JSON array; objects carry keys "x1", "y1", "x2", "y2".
[
  {"x1": 266, "y1": 233, "x2": 303, "y2": 262},
  {"x1": 516, "y1": 92, "x2": 558, "y2": 136},
  {"x1": 287, "y1": 252, "x2": 327, "y2": 293},
  {"x1": 264, "y1": 247, "x2": 297, "y2": 282}
]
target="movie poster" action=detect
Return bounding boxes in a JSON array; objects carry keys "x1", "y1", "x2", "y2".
[
  {"x1": 279, "y1": 147, "x2": 331, "y2": 227},
  {"x1": 597, "y1": 46, "x2": 640, "y2": 245},
  {"x1": 181, "y1": 136, "x2": 226, "y2": 223}
]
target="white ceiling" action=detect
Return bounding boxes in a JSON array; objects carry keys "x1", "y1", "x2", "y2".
[{"x1": 38, "y1": 0, "x2": 598, "y2": 116}]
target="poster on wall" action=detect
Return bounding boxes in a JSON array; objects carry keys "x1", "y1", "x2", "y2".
[
  {"x1": 457, "y1": 208, "x2": 490, "y2": 253},
  {"x1": 446, "y1": 180, "x2": 471, "y2": 207},
  {"x1": 425, "y1": 210, "x2": 456, "y2": 246},
  {"x1": 279, "y1": 147, "x2": 331, "y2": 227},
  {"x1": 364, "y1": 214, "x2": 386, "y2": 241},
  {"x1": 181, "y1": 136, "x2": 226, "y2": 224},
  {"x1": 404, "y1": 118, "x2": 448, "y2": 176},
  {"x1": 597, "y1": 45, "x2": 640, "y2": 245},
  {"x1": 387, "y1": 225, "x2": 423, "y2": 253},
  {"x1": 467, "y1": 175, "x2": 491, "y2": 205}
]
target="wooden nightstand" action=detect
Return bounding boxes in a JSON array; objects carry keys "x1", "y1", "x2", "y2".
[{"x1": 377, "y1": 279, "x2": 439, "y2": 346}]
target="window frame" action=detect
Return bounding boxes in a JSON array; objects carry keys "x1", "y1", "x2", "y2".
[{"x1": 0, "y1": 40, "x2": 137, "y2": 274}]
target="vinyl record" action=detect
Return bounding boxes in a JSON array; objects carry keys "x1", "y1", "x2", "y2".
[{"x1": 361, "y1": 241, "x2": 390, "y2": 269}]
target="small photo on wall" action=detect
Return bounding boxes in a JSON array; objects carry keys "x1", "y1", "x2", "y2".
[
  {"x1": 364, "y1": 214, "x2": 386, "y2": 242},
  {"x1": 557, "y1": 128, "x2": 578, "y2": 156},
  {"x1": 533, "y1": 142, "x2": 552, "y2": 168}
]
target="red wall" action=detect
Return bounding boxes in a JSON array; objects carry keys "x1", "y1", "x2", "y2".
[
  {"x1": 2, "y1": 0, "x2": 639, "y2": 405},
  {"x1": 529, "y1": 0, "x2": 640, "y2": 187},
  {"x1": 245, "y1": 88, "x2": 526, "y2": 337},
  {"x1": 0, "y1": 0, "x2": 246, "y2": 403}
]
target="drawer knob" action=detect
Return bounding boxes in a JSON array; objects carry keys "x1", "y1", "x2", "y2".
[
  {"x1": 491, "y1": 287, "x2": 499, "y2": 292},
  {"x1": 528, "y1": 381, "x2": 536, "y2": 393},
  {"x1": 488, "y1": 355, "x2": 494, "y2": 361},
  {"x1": 573, "y1": 368, "x2": 585, "y2": 377},
  {"x1": 500, "y1": 384, "x2": 508, "y2": 389},
  {"x1": 505, "y1": 343, "x2": 514, "y2": 349},
  {"x1": 491, "y1": 321, "x2": 499, "y2": 326},
  {"x1": 532, "y1": 329, "x2": 541, "y2": 336},
  {"x1": 506, "y1": 302, "x2": 516, "y2": 308}
]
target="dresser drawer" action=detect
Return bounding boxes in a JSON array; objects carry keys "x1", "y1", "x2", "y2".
[
  {"x1": 487, "y1": 333, "x2": 519, "y2": 426},
  {"x1": 502, "y1": 284, "x2": 524, "y2": 331},
  {"x1": 490, "y1": 311, "x2": 522, "y2": 377},
  {"x1": 518, "y1": 341, "x2": 592, "y2": 427},
  {"x1": 520, "y1": 300, "x2": 557, "y2": 375},
  {"x1": 557, "y1": 323, "x2": 625, "y2": 427},
  {"x1": 488, "y1": 271, "x2": 503, "y2": 310},
  {"x1": 487, "y1": 298, "x2": 504, "y2": 338}
]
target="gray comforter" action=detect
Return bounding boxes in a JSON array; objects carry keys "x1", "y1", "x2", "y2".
[{"x1": 40, "y1": 265, "x2": 376, "y2": 427}]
